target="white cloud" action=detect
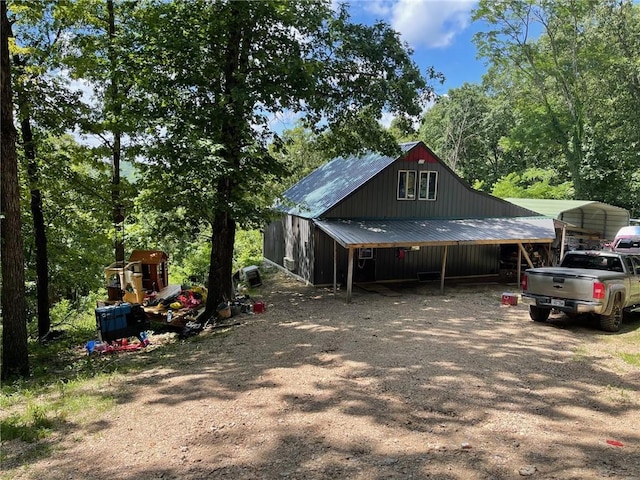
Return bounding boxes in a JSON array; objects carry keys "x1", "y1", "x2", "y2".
[
  {"x1": 363, "y1": 0, "x2": 394, "y2": 17},
  {"x1": 367, "y1": 0, "x2": 477, "y2": 49}
]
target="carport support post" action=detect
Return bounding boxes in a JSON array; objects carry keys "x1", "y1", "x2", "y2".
[
  {"x1": 346, "y1": 247, "x2": 354, "y2": 303},
  {"x1": 440, "y1": 245, "x2": 448, "y2": 294}
]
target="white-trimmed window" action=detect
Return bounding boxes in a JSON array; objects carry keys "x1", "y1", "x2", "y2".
[
  {"x1": 397, "y1": 170, "x2": 416, "y2": 200},
  {"x1": 418, "y1": 171, "x2": 438, "y2": 200}
]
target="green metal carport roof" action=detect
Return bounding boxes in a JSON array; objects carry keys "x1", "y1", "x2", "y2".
[{"x1": 505, "y1": 199, "x2": 629, "y2": 240}]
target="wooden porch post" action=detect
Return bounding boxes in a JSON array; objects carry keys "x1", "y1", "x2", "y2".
[
  {"x1": 517, "y1": 246, "x2": 522, "y2": 288},
  {"x1": 333, "y1": 240, "x2": 337, "y2": 294},
  {"x1": 346, "y1": 247, "x2": 354, "y2": 303},
  {"x1": 440, "y1": 245, "x2": 448, "y2": 294}
]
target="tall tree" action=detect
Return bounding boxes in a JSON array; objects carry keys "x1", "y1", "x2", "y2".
[
  {"x1": 473, "y1": 0, "x2": 640, "y2": 215},
  {"x1": 9, "y1": 0, "x2": 99, "y2": 336},
  {"x1": 65, "y1": 0, "x2": 139, "y2": 272},
  {"x1": 1, "y1": 1, "x2": 29, "y2": 379},
  {"x1": 271, "y1": 124, "x2": 332, "y2": 191},
  {"x1": 474, "y1": 0, "x2": 594, "y2": 198},
  {"x1": 131, "y1": 0, "x2": 437, "y2": 316},
  {"x1": 420, "y1": 84, "x2": 491, "y2": 174}
]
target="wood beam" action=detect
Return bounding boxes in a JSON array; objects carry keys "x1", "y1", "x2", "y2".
[{"x1": 517, "y1": 243, "x2": 535, "y2": 268}]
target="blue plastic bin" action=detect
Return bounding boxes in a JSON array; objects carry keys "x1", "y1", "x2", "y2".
[{"x1": 95, "y1": 303, "x2": 135, "y2": 342}]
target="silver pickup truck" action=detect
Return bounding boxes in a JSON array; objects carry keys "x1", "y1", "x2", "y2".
[{"x1": 521, "y1": 250, "x2": 640, "y2": 332}]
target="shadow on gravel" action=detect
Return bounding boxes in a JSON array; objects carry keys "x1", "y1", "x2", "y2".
[{"x1": 6, "y1": 276, "x2": 640, "y2": 480}]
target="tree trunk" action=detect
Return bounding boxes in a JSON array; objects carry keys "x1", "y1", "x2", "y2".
[
  {"x1": 22, "y1": 116, "x2": 51, "y2": 340},
  {"x1": 107, "y1": 0, "x2": 124, "y2": 267},
  {"x1": 203, "y1": 3, "x2": 249, "y2": 318},
  {"x1": 1, "y1": 2, "x2": 30, "y2": 379},
  {"x1": 10, "y1": 23, "x2": 51, "y2": 340},
  {"x1": 205, "y1": 202, "x2": 236, "y2": 317}
]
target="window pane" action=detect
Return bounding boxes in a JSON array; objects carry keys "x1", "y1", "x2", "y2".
[
  {"x1": 407, "y1": 171, "x2": 416, "y2": 198},
  {"x1": 418, "y1": 171, "x2": 428, "y2": 199},
  {"x1": 428, "y1": 171, "x2": 437, "y2": 200},
  {"x1": 398, "y1": 171, "x2": 406, "y2": 199}
]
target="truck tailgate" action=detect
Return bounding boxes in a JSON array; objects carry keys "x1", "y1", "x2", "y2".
[{"x1": 525, "y1": 268, "x2": 619, "y2": 301}]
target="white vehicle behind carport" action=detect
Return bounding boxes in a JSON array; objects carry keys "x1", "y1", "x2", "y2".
[{"x1": 609, "y1": 225, "x2": 640, "y2": 254}]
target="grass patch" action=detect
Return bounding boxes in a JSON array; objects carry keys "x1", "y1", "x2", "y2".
[
  {"x1": 618, "y1": 352, "x2": 640, "y2": 367},
  {"x1": 1, "y1": 403, "x2": 55, "y2": 442},
  {"x1": 1, "y1": 293, "x2": 151, "y2": 448}
]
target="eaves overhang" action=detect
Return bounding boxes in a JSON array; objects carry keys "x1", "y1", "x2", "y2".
[{"x1": 314, "y1": 217, "x2": 556, "y2": 249}]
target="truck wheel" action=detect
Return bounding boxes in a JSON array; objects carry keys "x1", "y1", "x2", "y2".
[
  {"x1": 530, "y1": 306, "x2": 550, "y2": 323},
  {"x1": 599, "y1": 297, "x2": 623, "y2": 332}
]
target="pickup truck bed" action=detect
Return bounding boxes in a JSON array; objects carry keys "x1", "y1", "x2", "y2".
[{"x1": 521, "y1": 251, "x2": 640, "y2": 332}]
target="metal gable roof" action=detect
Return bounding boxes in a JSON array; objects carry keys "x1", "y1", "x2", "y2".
[
  {"x1": 504, "y1": 198, "x2": 629, "y2": 218},
  {"x1": 314, "y1": 217, "x2": 556, "y2": 249},
  {"x1": 281, "y1": 142, "x2": 420, "y2": 219}
]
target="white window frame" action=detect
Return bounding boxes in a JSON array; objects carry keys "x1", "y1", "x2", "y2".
[
  {"x1": 418, "y1": 170, "x2": 438, "y2": 201},
  {"x1": 397, "y1": 170, "x2": 416, "y2": 200}
]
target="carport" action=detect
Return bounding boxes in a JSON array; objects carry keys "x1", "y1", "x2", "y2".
[
  {"x1": 505, "y1": 199, "x2": 630, "y2": 256},
  {"x1": 315, "y1": 216, "x2": 556, "y2": 303}
]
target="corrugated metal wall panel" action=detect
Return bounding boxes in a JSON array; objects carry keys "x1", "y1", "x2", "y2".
[
  {"x1": 311, "y1": 228, "x2": 501, "y2": 285},
  {"x1": 374, "y1": 244, "x2": 499, "y2": 281},
  {"x1": 560, "y1": 209, "x2": 630, "y2": 240}
]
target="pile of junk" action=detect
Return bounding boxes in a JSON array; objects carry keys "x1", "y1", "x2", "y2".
[{"x1": 90, "y1": 250, "x2": 265, "y2": 350}]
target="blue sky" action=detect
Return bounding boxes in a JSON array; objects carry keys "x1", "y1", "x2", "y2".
[{"x1": 345, "y1": 0, "x2": 485, "y2": 95}]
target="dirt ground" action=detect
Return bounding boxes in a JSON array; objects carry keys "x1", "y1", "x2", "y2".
[{"x1": 3, "y1": 270, "x2": 640, "y2": 480}]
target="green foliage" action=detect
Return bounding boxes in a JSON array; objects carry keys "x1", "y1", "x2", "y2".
[
  {"x1": 168, "y1": 241, "x2": 212, "y2": 286},
  {"x1": 18, "y1": 134, "x2": 114, "y2": 304},
  {"x1": 492, "y1": 168, "x2": 574, "y2": 199},
  {"x1": 233, "y1": 230, "x2": 263, "y2": 272},
  {"x1": 270, "y1": 124, "x2": 332, "y2": 193},
  {"x1": 123, "y1": 0, "x2": 436, "y2": 306},
  {"x1": 472, "y1": 0, "x2": 640, "y2": 215},
  {"x1": 24, "y1": 292, "x2": 101, "y2": 377},
  {"x1": 387, "y1": 116, "x2": 421, "y2": 144},
  {"x1": 166, "y1": 230, "x2": 263, "y2": 286}
]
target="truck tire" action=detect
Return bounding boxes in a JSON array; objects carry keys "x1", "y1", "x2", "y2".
[
  {"x1": 599, "y1": 297, "x2": 623, "y2": 332},
  {"x1": 530, "y1": 305, "x2": 550, "y2": 322}
]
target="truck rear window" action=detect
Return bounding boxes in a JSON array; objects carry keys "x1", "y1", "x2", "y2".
[{"x1": 561, "y1": 254, "x2": 624, "y2": 272}]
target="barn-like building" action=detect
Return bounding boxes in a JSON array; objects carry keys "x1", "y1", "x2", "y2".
[{"x1": 263, "y1": 142, "x2": 556, "y2": 301}]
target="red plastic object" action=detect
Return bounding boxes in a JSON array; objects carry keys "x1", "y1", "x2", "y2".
[
  {"x1": 253, "y1": 301, "x2": 265, "y2": 313},
  {"x1": 606, "y1": 439, "x2": 624, "y2": 447},
  {"x1": 501, "y1": 293, "x2": 518, "y2": 306}
]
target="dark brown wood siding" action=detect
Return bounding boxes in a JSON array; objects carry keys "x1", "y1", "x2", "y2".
[
  {"x1": 264, "y1": 216, "x2": 314, "y2": 283},
  {"x1": 263, "y1": 218, "x2": 285, "y2": 266},
  {"x1": 325, "y1": 144, "x2": 532, "y2": 219}
]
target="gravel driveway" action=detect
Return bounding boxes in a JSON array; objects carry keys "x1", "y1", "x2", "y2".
[{"x1": 4, "y1": 271, "x2": 640, "y2": 480}]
